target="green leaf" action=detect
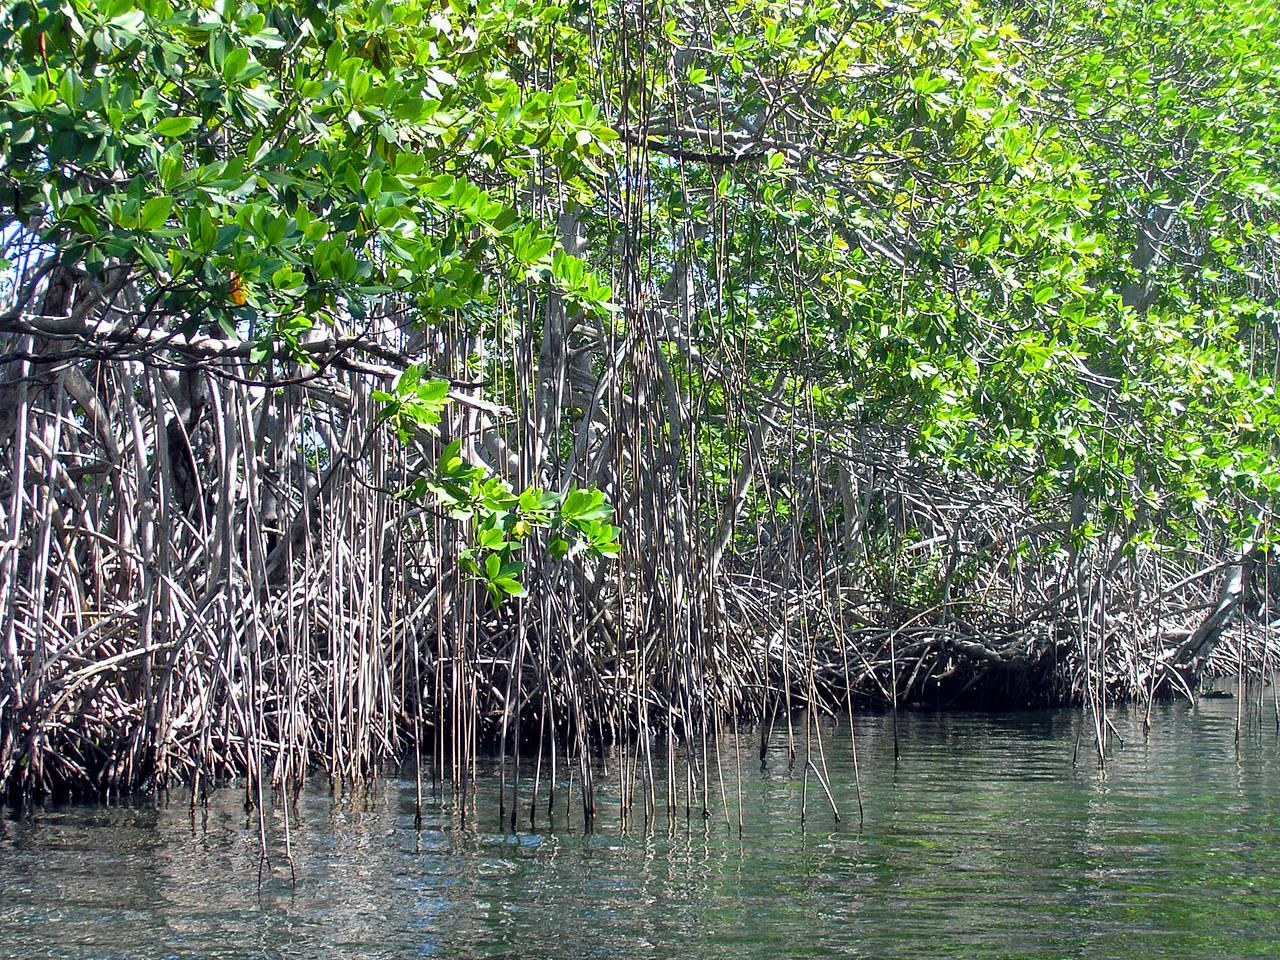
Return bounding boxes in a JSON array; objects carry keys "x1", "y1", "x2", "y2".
[
  {"x1": 241, "y1": 84, "x2": 281, "y2": 112},
  {"x1": 418, "y1": 378, "x2": 449, "y2": 402},
  {"x1": 153, "y1": 116, "x2": 198, "y2": 138},
  {"x1": 223, "y1": 48, "x2": 250, "y2": 82},
  {"x1": 139, "y1": 196, "x2": 173, "y2": 230},
  {"x1": 494, "y1": 577, "x2": 525, "y2": 596}
]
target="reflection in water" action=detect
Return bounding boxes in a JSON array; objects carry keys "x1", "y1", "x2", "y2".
[{"x1": 3, "y1": 697, "x2": 1279, "y2": 959}]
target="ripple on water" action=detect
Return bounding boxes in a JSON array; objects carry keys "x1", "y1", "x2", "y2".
[{"x1": 3, "y1": 701, "x2": 1280, "y2": 959}]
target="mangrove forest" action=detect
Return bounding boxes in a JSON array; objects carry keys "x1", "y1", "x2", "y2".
[{"x1": 3, "y1": 0, "x2": 1280, "y2": 824}]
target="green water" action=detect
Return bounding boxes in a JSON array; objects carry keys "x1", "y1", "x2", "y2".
[{"x1": 3, "y1": 697, "x2": 1280, "y2": 959}]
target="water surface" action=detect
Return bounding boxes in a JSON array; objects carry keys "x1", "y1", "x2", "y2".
[{"x1": 3, "y1": 697, "x2": 1279, "y2": 959}]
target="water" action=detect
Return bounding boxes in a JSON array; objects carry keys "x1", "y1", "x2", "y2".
[{"x1": 3, "y1": 697, "x2": 1280, "y2": 959}]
